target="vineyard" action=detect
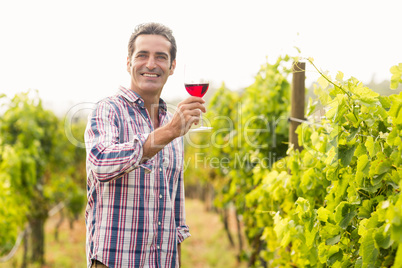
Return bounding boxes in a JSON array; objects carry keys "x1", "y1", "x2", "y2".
[
  {"x1": 1, "y1": 58, "x2": 402, "y2": 267},
  {"x1": 0, "y1": 91, "x2": 87, "y2": 266},
  {"x1": 183, "y1": 58, "x2": 402, "y2": 267}
]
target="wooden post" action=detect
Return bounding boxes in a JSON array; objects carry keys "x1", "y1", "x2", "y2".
[{"x1": 289, "y1": 61, "x2": 305, "y2": 151}]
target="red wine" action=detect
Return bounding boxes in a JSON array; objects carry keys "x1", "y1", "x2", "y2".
[{"x1": 185, "y1": 83, "x2": 209, "y2": 97}]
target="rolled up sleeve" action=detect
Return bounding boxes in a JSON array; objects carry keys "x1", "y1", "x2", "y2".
[{"x1": 85, "y1": 101, "x2": 154, "y2": 182}]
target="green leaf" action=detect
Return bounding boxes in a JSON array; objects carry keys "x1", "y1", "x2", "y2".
[
  {"x1": 317, "y1": 207, "x2": 331, "y2": 223},
  {"x1": 347, "y1": 184, "x2": 361, "y2": 205},
  {"x1": 387, "y1": 128, "x2": 399, "y2": 146},
  {"x1": 326, "y1": 234, "x2": 341, "y2": 246},
  {"x1": 339, "y1": 144, "x2": 356, "y2": 167},
  {"x1": 335, "y1": 202, "x2": 357, "y2": 229},
  {"x1": 355, "y1": 258, "x2": 363, "y2": 268},
  {"x1": 369, "y1": 158, "x2": 391, "y2": 177},
  {"x1": 353, "y1": 85, "x2": 379, "y2": 104},
  {"x1": 365, "y1": 136, "x2": 375, "y2": 158},
  {"x1": 361, "y1": 231, "x2": 379, "y2": 266},
  {"x1": 318, "y1": 75, "x2": 329, "y2": 89},
  {"x1": 390, "y1": 63, "x2": 402, "y2": 90},
  {"x1": 305, "y1": 226, "x2": 318, "y2": 247},
  {"x1": 326, "y1": 166, "x2": 339, "y2": 181},
  {"x1": 321, "y1": 222, "x2": 342, "y2": 241},
  {"x1": 354, "y1": 143, "x2": 367, "y2": 157},
  {"x1": 374, "y1": 225, "x2": 392, "y2": 249},
  {"x1": 328, "y1": 249, "x2": 343, "y2": 266},
  {"x1": 388, "y1": 97, "x2": 402, "y2": 124},
  {"x1": 325, "y1": 245, "x2": 342, "y2": 266},
  {"x1": 358, "y1": 200, "x2": 373, "y2": 219},
  {"x1": 347, "y1": 127, "x2": 359, "y2": 141},
  {"x1": 300, "y1": 168, "x2": 315, "y2": 192},
  {"x1": 314, "y1": 86, "x2": 332, "y2": 106},
  {"x1": 318, "y1": 242, "x2": 329, "y2": 264},
  {"x1": 356, "y1": 154, "x2": 370, "y2": 175},
  {"x1": 394, "y1": 245, "x2": 402, "y2": 267},
  {"x1": 336, "y1": 71, "x2": 344, "y2": 82},
  {"x1": 376, "y1": 160, "x2": 392, "y2": 175}
]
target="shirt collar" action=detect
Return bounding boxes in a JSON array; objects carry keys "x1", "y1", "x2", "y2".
[{"x1": 118, "y1": 86, "x2": 167, "y2": 112}]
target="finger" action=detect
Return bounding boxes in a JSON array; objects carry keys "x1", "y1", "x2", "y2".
[
  {"x1": 177, "y1": 103, "x2": 206, "y2": 114},
  {"x1": 188, "y1": 114, "x2": 201, "y2": 126},
  {"x1": 180, "y1": 96, "x2": 205, "y2": 105},
  {"x1": 171, "y1": 107, "x2": 201, "y2": 126},
  {"x1": 180, "y1": 110, "x2": 202, "y2": 125},
  {"x1": 178, "y1": 102, "x2": 206, "y2": 113},
  {"x1": 188, "y1": 105, "x2": 206, "y2": 114}
]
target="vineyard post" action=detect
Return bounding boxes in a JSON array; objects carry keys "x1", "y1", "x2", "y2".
[{"x1": 289, "y1": 61, "x2": 305, "y2": 151}]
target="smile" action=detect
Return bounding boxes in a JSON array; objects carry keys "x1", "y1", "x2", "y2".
[{"x1": 142, "y1": 73, "x2": 160, "y2": 78}]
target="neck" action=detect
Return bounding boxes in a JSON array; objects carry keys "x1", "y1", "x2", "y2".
[
  {"x1": 138, "y1": 91, "x2": 161, "y2": 129},
  {"x1": 143, "y1": 95, "x2": 160, "y2": 111},
  {"x1": 147, "y1": 102, "x2": 160, "y2": 129}
]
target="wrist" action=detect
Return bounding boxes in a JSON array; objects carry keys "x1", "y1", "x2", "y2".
[{"x1": 161, "y1": 122, "x2": 179, "y2": 141}]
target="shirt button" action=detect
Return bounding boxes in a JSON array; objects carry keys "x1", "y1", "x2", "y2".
[
  {"x1": 158, "y1": 221, "x2": 161, "y2": 225},
  {"x1": 159, "y1": 167, "x2": 162, "y2": 172},
  {"x1": 159, "y1": 194, "x2": 163, "y2": 199},
  {"x1": 157, "y1": 245, "x2": 160, "y2": 249}
]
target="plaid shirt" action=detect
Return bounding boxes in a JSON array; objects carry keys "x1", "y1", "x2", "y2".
[{"x1": 84, "y1": 86, "x2": 190, "y2": 268}]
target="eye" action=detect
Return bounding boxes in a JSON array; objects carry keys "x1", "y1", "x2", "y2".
[
  {"x1": 135, "y1": 53, "x2": 147, "y2": 59},
  {"x1": 156, "y1": 54, "x2": 168, "y2": 60}
]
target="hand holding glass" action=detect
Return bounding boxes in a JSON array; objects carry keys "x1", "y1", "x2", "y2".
[{"x1": 184, "y1": 65, "x2": 212, "y2": 131}]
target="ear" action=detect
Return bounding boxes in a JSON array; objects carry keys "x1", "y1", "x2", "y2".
[
  {"x1": 169, "y1": 59, "x2": 176, "y2": 75},
  {"x1": 126, "y1": 56, "x2": 131, "y2": 73}
]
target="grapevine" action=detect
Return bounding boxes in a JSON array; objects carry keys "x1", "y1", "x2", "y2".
[
  {"x1": 185, "y1": 56, "x2": 402, "y2": 267},
  {"x1": 0, "y1": 91, "x2": 86, "y2": 264}
]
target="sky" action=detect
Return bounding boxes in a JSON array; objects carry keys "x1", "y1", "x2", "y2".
[{"x1": 1, "y1": 0, "x2": 401, "y2": 116}]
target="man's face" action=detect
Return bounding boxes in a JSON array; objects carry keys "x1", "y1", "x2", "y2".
[{"x1": 127, "y1": 34, "x2": 176, "y2": 97}]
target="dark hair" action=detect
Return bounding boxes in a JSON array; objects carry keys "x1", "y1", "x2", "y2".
[{"x1": 128, "y1": 22, "x2": 177, "y2": 66}]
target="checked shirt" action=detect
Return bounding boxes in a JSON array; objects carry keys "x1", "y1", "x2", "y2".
[{"x1": 84, "y1": 86, "x2": 190, "y2": 268}]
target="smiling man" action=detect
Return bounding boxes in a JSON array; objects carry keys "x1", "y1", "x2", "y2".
[{"x1": 84, "y1": 22, "x2": 204, "y2": 268}]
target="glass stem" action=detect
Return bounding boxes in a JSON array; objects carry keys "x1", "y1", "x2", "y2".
[{"x1": 200, "y1": 111, "x2": 204, "y2": 127}]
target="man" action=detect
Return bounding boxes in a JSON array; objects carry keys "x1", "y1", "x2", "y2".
[{"x1": 84, "y1": 22, "x2": 204, "y2": 268}]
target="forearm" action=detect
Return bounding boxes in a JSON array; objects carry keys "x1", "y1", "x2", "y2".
[
  {"x1": 87, "y1": 118, "x2": 178, "y2": 181},
  {"x1": 87, "y1": 96, "x2": 205, "y2": 181},
  {"x1": 141, "y1": 95, "x2": 205, "y2": 163},
  {"x1": 140, "y1": 122, "x2": 177, "y2": 162}
]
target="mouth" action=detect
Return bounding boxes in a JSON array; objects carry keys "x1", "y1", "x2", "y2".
[{"x1": 142, "y1": 72, "x2": 160, "y2": 78}]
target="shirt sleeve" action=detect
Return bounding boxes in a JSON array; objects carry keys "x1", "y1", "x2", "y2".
[
  {"x1": 175, "y1": 156, "x2": 191, "y2": 243},
  {"x1": 84, "y1": 101, "x2": 154, "y2": 182}
]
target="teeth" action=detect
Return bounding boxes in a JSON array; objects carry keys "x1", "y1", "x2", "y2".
[{"x1": 143, "y1": 73, "x2": 158, "y2": 77}]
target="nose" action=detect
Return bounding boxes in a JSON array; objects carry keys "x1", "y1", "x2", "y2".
[{"x1": 146, "y1": 56, "x2": 157, "y2": 70}]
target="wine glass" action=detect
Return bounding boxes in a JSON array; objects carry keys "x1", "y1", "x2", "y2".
[{"x1": 184, "y1": 64, "x2": 212, "y2": 131}]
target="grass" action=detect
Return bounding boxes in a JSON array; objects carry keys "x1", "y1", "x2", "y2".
[
  {"x1": 2, "y1": 198, "x2": 246, "y2": 268},
  {"x1": 3, "y1": 212, "x2": 86, "y2": 268},
  {"x1": 181, "y1": 199, "x2": 247, "y2": 268}
]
